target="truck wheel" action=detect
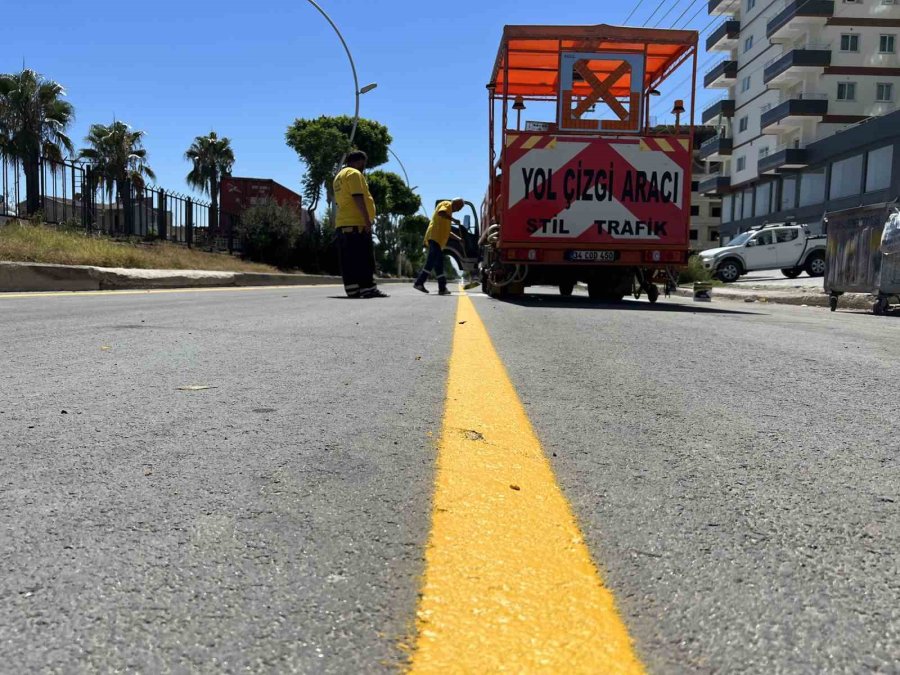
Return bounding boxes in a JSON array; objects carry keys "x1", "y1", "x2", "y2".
[
  {"x1": 647, "y1": 284, "x2": 659, "y2": 304},
  {"x1": 805, "y1": 252, "x2": 826, "y2": 277},
  {"x1": 781, "y1": 268, "x2": 802, "y2": 279},
  {"x1": 559, "y1": 281, "x2": 575, "y2": 297},
  {"x1": 716, "y1": 260, "x2": 741, "y2": 283}
]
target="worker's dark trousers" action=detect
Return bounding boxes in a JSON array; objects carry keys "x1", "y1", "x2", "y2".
[
  {"x1": 415, "y1": 240, "x2": 447, "y2": 292},
  {"x1": 337, "y1": 227, "x2": 376, "y2": 298}
]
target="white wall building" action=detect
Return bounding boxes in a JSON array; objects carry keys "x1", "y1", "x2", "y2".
[{"x1": 699, "y1": 0, "x2": 900, "y2": 237}]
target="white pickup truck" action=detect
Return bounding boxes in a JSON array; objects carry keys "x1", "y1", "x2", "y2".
[{"x1": 699, "y1": 224, "x2": 827, "y2": 283}]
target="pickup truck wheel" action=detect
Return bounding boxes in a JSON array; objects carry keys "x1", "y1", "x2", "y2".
[
  {"x1": 647, "y1": 284, "x2": 660, "y2": 304},
  {"x1": 716, "y1": 259, "x2": 741, "y2": 283},
  {"x1": 805, "y1": 252, "x2": 826, "y2": 277},
  {"x1": 559, "y1": 281, "x2": 575, "y2": 297},
  {"x1": 781, "y1": 268, "x2": 802, "y2": 279}
]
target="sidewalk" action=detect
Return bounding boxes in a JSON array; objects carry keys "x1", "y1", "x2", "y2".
[
  {"x1": 0, "y1": 261, "x2": 406, "y2": 293},
  {"x1": 675, "y1": 280, "x2": 874, "y2": 310}
]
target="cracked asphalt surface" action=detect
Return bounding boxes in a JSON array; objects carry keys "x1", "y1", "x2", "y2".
[{"x1": 1, "y1": 285, "x2": 898, "y2": 673}]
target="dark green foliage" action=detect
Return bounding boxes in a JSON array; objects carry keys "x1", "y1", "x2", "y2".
[
  {"x1": 285, "y1": 115, "x2": 392, "y2": 213},
  {"x1": 237, "y1": 199, "x2": 302, "y2": 268}
]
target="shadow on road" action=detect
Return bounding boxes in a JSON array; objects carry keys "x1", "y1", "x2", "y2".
[{"x1": 494, "y1": 293, "x2": 761, "y2": 315}]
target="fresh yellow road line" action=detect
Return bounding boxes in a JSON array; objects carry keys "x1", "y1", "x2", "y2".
[
  {"x1": 0, "y1": 284, "x2": 341, "y2": 300},
  {"x1": 411, "y1": 294, "x2": 644, "y2": 674}
]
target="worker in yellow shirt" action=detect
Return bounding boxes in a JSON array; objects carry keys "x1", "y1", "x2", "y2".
[
  {"x1": 413, "y1": 198, "x2": 465, "y2": 295},
  {"x1": 332, "y1": 151, "x2": 388, "y2": 298}
]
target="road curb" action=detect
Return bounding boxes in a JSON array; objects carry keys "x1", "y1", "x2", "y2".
[
  {"x1": 674, "y1": 286, "x2": 875, "y2": 310},
  {"x1": 0, "y1": 261, "x2": 409, "y2": 293}
]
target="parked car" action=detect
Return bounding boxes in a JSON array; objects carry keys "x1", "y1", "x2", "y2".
[{"x1": 699, "y1": 224, "x2": 826, "y2": 283}]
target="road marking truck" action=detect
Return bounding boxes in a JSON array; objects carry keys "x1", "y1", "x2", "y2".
[{"x1": 478, "y1": 24, "x2": 699, "y2": 302}]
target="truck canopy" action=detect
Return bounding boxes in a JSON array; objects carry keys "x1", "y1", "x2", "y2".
[{"x1": 489, "y1": 24, "x2": 697, "y2": 99}]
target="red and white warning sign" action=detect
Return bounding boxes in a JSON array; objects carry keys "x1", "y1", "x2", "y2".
[{"x1": 501, "y1": 134, "x2": 692, "y2": 246}]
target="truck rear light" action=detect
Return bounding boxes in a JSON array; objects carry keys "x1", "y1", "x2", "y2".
[
  {"x1": 505, "y1": 248, "x2": 543, "y2": 261},
  {"x1": 643, "y1": 250, "x2": 686, "y2": 263}
]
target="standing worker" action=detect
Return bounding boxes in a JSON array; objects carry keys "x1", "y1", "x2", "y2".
[
  {"x1": 333, "y1": 151, "x2": 388, "y2": 299},
  {"x1": 413, "y1": 198, "x2": 465, "y2": 295}
]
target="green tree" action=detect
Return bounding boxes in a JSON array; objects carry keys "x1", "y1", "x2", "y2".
[
  {"x1": 367, "y1": 170, "x2": 421, "y2": 274},
  {"x1": 0, "y1": 69, "x2": 75, "y2": 216},
  {"x1": 236, "y1": 198, "x2": 301, "y2": 268},
  {"x1": 79, "y1": 121, "x2": 155, "y2": 204},
  {"x1": 285, "y1": 115, "x2": 391, "y2": 213},
  {"x1": 397, "y1": 214, "x2": 429, "y2": 276},
  {"x1": 185, "y1": 131, "x2": 235, "y2": 240}
]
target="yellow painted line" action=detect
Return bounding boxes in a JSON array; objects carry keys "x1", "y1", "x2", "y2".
[
  {"x1": 0, "y1": 284, "x2": 341, "y2": 300},
  {"x1": 410, "y1": 293, "x2": 644, "y2": 674},
  {"x1": 656, "y1": 138, "x2": 674, "y2": 153}
]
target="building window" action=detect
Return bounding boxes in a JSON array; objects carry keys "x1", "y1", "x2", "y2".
[
  {"x1": 689, "y1": 229, "x2": 698, "y2": 241},
  {"x1": 755, "y1": 183, "x2": 771, "y2": 218},
  {"x1": 837, "y1": 82, "x2": 857, "y2": 101},
  {"x1": 840, "y1": 34, "x2": 860, "y2": 52},
  {"x1": 759, "y1": 146, "x2": 770, "y2": 158},
  {"x1": 710, "y1": 230, "x2": 720, "y2": 241},
  {"x1": 866, "y1": 145, "x2": 893, "y2": 193},
  {"x1": 742, "y1": 188, "x2": 753, "y2": 220},
  {"x1": 711, "y1": 205, "x2": 722, "y2": 218},
  {"x1": 737, "y1": 156, "x2": 747, "y2": 171},
  {"x1": 799, "y1": 169, "x2": 826, "y2": 207},
  {"x1": 830, "y1": 155, "x2": 863, "y2": 200},
  {"x1": 877, "y1": 82, "x2": 894, "y2": 102},
  {"x1": 691, "y1": 180, "x2": 700, "y2": 192},
  {"x1": 741, "y1": 76, "x2": 751, "y2": 92},
  {"x1": 691, "y1": 205, "x2": 700, "y2": 216},
  {"x1": 739, "y1": 116, "x2": 749, "y2": 132},
  {"x1": 744, "y1": 36, "x2": 754, "y2": 53},
  {"x1": 722, "y1": 195, "x2": 733, "y2": 223},
  {"x1": 880, "y1": 35, "x2": 896, "y2": 53},
  {"x1": 781, "y1": 176, "x2": 798, "y2": 210},
  {"x1": 747, "y1": 0, "x2": 756, "y2": 9}
]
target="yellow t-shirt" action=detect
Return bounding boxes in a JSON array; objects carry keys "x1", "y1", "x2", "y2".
[
  {"x1": 333, "y1": 167, "x2": 376, "y2": 227},
  {"x1": 424, "y1": 200, "x2": 454, "y2": 248}
]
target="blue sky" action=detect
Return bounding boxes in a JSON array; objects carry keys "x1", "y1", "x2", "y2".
[{"x1": 6, "y1": 0, "x2": 720, "y2": 218}]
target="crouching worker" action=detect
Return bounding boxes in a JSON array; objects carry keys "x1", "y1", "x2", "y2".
[
  {"x1": 333, "y1": 151, "x2": 388, "y2": 299},
  {"x1": 413, "y1": 198, "x2": 465, "y2": 295}
]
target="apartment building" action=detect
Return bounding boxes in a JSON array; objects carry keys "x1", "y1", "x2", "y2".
[{"x1": 699, "y1": 0, "x2": 900, "y2": 238}]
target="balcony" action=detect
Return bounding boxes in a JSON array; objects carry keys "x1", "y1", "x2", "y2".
[
  {"x1": 699, "y1": 175, "x2": 731, "y2": 195},
  {"x1": 702, "y1": 97, "x2": 736, "y2": 123},
  {"x1": 763, "y1": 48, "x2": 831, "y2": 85},
  {"x1": 708, "y1": 0, "x2": 741, "y2": 16},
  {"x1": 758, "y1": 146, "x2": 809, "y2": 174},
  {"x1": 704, "y1": 59, "x2": 738, "y2": 88},
  {"x1": 698, "y1": 135, "x2": 734, "y2": 161},
  {"x1": 706, "y1": 18, "x2": 740, "y2": 52},
  {"x1": 767, "y1": 1, "x2": 834, "y2": 41},
  {"x1": 761, "y1": 96, "x2": 828, "y2": 133}
]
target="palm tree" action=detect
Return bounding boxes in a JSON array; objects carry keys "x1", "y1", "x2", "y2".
[
  {"x1": 79, "y1": 121, "x2": 155, "y2": 200},
  {"x1": 0, "y1": 69, "x2": 75, "y2": 215},
  {"x1": 185, "y1": 131, "x2": 235, "y2": 237}
]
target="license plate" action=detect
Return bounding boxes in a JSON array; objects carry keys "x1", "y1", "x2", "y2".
[{"x1": 565, "y1": 250, "x2": 618, "y2": 262}]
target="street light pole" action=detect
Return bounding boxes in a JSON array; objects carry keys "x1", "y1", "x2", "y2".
[
  {"x1": 388, "y1": 147, "x2": 429, "y2": 218},
  {"x1": 303, "y1": 0, "x2": 377, "y2": 222}
]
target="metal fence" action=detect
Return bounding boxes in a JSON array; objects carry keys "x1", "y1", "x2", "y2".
[{"x1": 1, "y1": 152, "x2": 239, "y2": 252}]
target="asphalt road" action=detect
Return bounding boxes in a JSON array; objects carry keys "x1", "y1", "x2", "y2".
[
  {"x1": 1, "y1": 284, "x2": 898, "y2": 673},
  {"x1": 730, "y1": 269, "x2": 824, "y2": 289}
]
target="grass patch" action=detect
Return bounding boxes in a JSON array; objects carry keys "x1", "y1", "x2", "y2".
[
  {"x1": 0, "y1": 220, "x2": 279, "y2": 273},
  {"x1": 678, "y1": 255, "x2": 719, "y2": 285}
]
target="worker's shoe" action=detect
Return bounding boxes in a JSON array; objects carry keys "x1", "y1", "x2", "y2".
[
  {"x1": 438, "y1": 288, "x2": 452, "y2": 296},
  {"x1": 361, "y1": 288, "x2": 390, "y2": 299},
  {"x1": 413, "y1": 283, "x2": 429, "y2": 294}
]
